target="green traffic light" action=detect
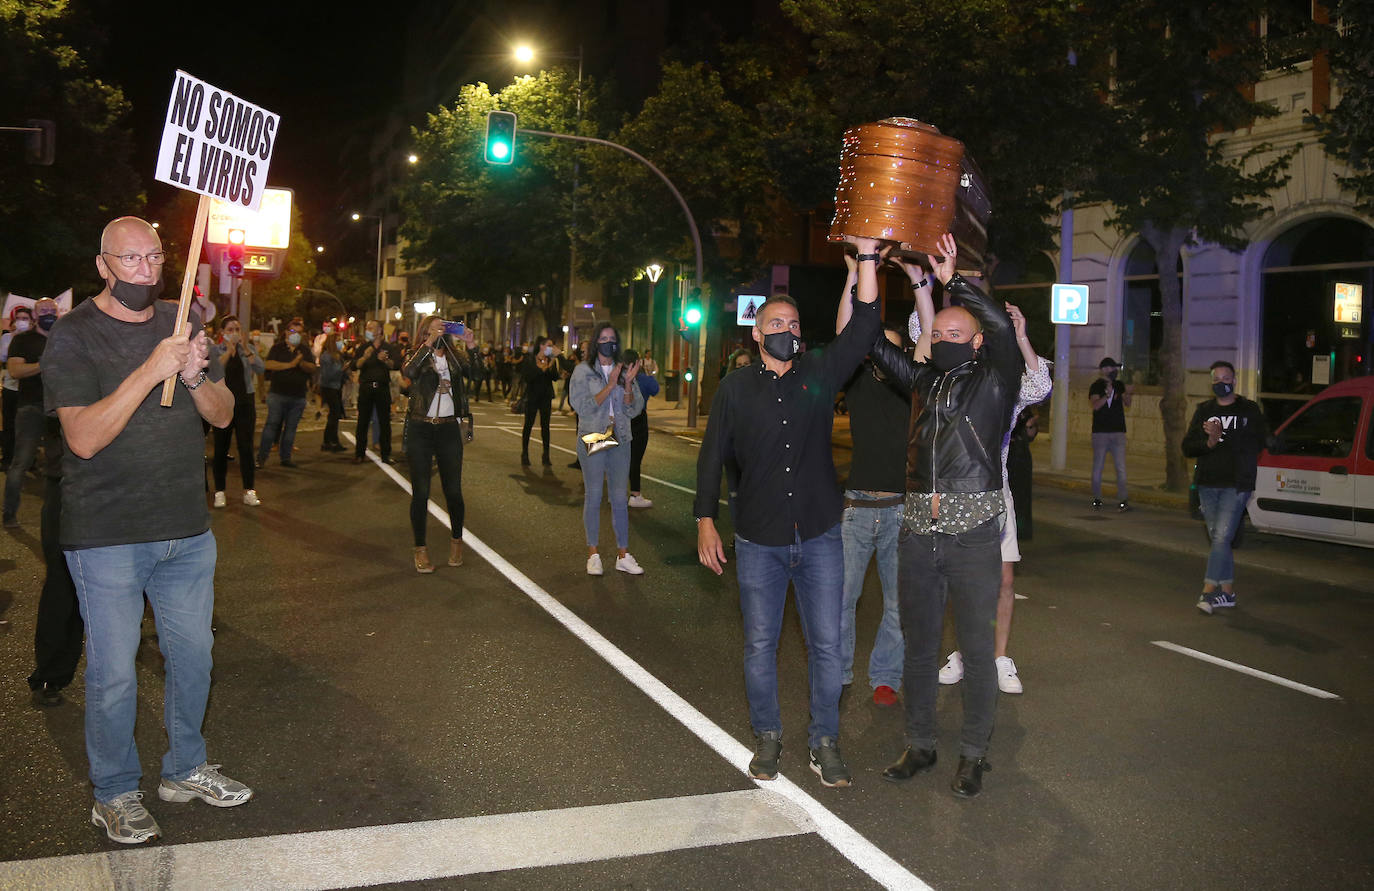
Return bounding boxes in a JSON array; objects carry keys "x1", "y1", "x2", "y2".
[
  {"x1": 684, "y1": 307, "x2": 702, "y2": 325},
  {"x1": 490, "y1": 141, "x2": 509, "y2": 160},
  {"x1": 684, "y1": 369, "x2": 695, "y2": 382}
]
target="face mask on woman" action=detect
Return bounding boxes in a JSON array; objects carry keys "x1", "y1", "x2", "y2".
[
  {"x1": 287, "y1": 332, "x2": 302, "y2": 346},
  {"x1": 543, "y1": 345, "x2": 555, "y2": 357}
]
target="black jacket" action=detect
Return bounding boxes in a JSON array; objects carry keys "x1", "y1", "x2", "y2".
[
  {"x1": 403, "y1": 340, "x2": 470, "y2": 421},
  {"x1": 1181, "y1": 395, "x2": 1268, "y2": 491},
  {"x1": 870, "y1": 275, "x2": 1023, "y2": 495}
]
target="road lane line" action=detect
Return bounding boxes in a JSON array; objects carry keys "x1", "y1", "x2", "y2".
[
  {"x1": 0, "y1": 791, "x2": 810, "y2": 889},
  {"x1": 342, "y1": 432, "x2": 929, "y2": 890},
  {"x1": 1151, "y1": 641, "x2": 1342, "y2": 700},
  {"x1": 489, "y1": 425, "x2": 718, "y2": 503}
]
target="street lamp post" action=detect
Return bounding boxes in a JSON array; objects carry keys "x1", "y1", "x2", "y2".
[
  {"x1": 351, "y1": 212, "x2": 384, "y2": 321},
  {"x1": 644, "y1": 263, "x2": 663, "y2": 361}
]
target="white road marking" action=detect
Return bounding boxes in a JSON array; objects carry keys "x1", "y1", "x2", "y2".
[
  {"x1": 1014, "y1": 593, "x2": 1028, "y2": 601},
  {"x1": 0, "y1": 791, "x2": 811, "y2": 890},
  {"x1": 490, "y1": 425, "x2": 719, "y2": 503},
  {"x1": 1151, "y1": 641, "x2": 1342, "y2": 700},
  {"x1": 341, "y1": 432, "x2": 929, "y2": 889}
]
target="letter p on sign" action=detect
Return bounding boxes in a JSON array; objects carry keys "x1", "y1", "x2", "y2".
[{"x1": 1051, "y1": 283, "x2": 1089, "y2": 325}]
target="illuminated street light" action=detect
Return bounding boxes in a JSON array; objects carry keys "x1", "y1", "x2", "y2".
[
  {"x1": 315, "y1": 245, "x2": 325, "y2": 253},
  {"x1": 513, "y1": 44, "x2": 535, "y2": 64},
  {"x1": 645, "y1": 263, "x2": 664, "y2": 283},
  {"x1": 407, "y1": 153, "x2": 418, "y2": 165}
]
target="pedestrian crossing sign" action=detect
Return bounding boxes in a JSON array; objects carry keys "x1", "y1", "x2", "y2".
[
  {"x1": 737, "y1": 295, "x2": 764, "y2": 326},
  {"x1": 1051, "y1": 283, "x2": 1089, "y2": 325}
]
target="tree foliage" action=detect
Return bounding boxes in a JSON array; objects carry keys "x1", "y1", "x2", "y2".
[
  {"x1": 0, "y1": 0, "x2": 142, "y2": 296},
  {"x1": 1311, "y1": 0, "x2": 1374, "y2": 211},
  {"x1": 1084, "y1": 0, "x2": 1293, "y2": 490}
]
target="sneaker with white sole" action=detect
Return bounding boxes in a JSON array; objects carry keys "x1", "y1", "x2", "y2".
[
  {"x1": 212, "y1": 491, "x2": 227, "y2": 509},
  {"x1": 91, "y1": 791, "x2": 161, "y2": 844},
  {"x1": 615, "y1": 553, "x2": 645, "y2": 575},
  {"x1": 586, "y1": 553, "x2": 604, "y2": 576},
  {"x1": 242, "y1": 490, "x2": 260, "y2": 506},
  {"x1": 809, "y1": 738, "x2": 852, "y2": 788},
  {"x1": 627, "y1": 494, "x2": 653, "y2": 508},
  {"x1": 1197, "y1": 590, "x2": 1236, "y2": 614},
  {"x1": 157, "y1": 763, "x2": 253, "y2": 807},
  {"x1": 995, "y1": 656, "x2": 1023, "y2": 694},
  {"x1": 938, "y1": 651, "x2": 964, "y2": 685}
]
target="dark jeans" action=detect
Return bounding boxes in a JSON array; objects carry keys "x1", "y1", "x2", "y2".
[
  {"x1": 1, "y1": 386, "x2": 16, "y2": 464},
  {"x1": 406, "y1": 420, "x2": 465, "y2": 547},
  {"x1": 734, "y1": 523, "x2": 844, "y2": 747},
  {"x1": 321, "y1": 386, "x2": 343, "y2": 446},
  {"x1": 522, "y1": 397, "x2": 552, "y2": 458},
  {"x1": 3, "y1": 403, "x2": 44, "y2": 517},
  {"x1": 899, "y1": 518, "x2": 1002, "y2": 759},
  {"x1": 212, "y1": 397, "x2": 256, "y2": 491},
  {"x1": 28, "y1": 476, "x2": 83, "y2": 692},
  {"x1": 356, "y1": 382, "x2": 392, "y2": 459},
  {"x1": 629, "y1": 412, "x2": 649, "y2": 492}
]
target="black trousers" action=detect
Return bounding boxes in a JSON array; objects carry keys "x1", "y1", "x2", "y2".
[
  {"x1": 406, "y1": 420, "x2": 465, "y2": 546},
  {"x1": 213, "y1": 396, "x2": 256, "y2": 491},
  {"x1": 522, "y1": 397, "x2": 552, "y2": 458},
  {"x1": 28, "y1": 476, "x2": 83, "y2": 691},
  {"x1": 630, "y1": 412, "x2": 649, "y2": 492},
  {"x1": 356, "y1": 381, "x2": 392, "y2": 459},
  {"x1": 321, "y1": 386, "x2": 343, "y2": 446}
]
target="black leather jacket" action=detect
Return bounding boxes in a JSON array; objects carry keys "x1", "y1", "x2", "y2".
[
  {"x1": 870, "y1": 275, "x2": 1023, "y2": 495},
  {"x1": 402, "y1": 339, "x2": 470, "y2": 421}
]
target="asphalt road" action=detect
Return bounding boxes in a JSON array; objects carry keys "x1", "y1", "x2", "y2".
[{"x1": 1, "y1": 398, "x2": 1371, "y2": 889}]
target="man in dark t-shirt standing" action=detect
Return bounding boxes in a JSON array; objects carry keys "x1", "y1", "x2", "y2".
[
  {"x1": 3, "y1": 297, "x2": 58, "y2": 526},
  {"x1": 257, "y1": 318, "x2": 316, "y2": 468},
  {"x1": 1087, "y1": 356, "x2": 1133, "y2": 510},
  {"x1": 351, "y1": 319, "x2": 397, "y2": 464},
  {"x1": 43, "y1": 216, "x2": 252, "y2": 846}
]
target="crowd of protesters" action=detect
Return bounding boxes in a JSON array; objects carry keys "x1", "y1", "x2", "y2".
[{"x1": 4, "y1": 213, "x2": 1273, "y2": 850}]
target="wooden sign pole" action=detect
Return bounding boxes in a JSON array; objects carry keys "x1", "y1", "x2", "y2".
[{"x1": 160, "y1": 194, "x2": 211, "y2": 407}]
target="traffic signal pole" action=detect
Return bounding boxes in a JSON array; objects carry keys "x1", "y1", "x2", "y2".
[{"x1": 516, "y1": 128, "x2": 706, "y2": 427}]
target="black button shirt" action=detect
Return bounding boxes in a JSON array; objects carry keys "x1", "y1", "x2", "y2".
[{"x1": 694, "y1": 298, "x2": 881, "y2": 546}]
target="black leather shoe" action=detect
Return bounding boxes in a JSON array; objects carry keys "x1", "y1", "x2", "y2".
[
  {"x1": 521, "y1": 454, "x2": 531, "y2": 466},
  {"x1": 882, "y1": 747, "x2": 937, "y2": 782},
  {"x1": 951, "y1": 756, "x2": 990, "y2": 798}
]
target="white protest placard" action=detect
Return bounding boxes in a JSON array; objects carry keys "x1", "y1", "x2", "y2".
[{"x1": 155, "y1": 70, "x2": 279, "y2": 212}]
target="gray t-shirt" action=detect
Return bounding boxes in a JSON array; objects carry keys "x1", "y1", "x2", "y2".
[{"x1": 42, "y1": 299, "x2": 223, "y2": 549}]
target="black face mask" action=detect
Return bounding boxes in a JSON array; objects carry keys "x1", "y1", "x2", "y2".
[
  {"x1": 930, "y1": 339, "x2": 975, "y2": 372},
  {"x1": 761, "y1": 331, "x2": 800, "y2": 362},
  {"x1": 36, "y1": 314, "x2": 57, "y2": 332},
  {"x1": 110, "y1": 275, "x2": 164, "y2": 312},
  {"x1": 1104, "y1": 369, "x2": 1119, "y2": 380},
  {"x1": 1212, "y1": 381, "x2": 1234, "y2": 398},
  {"x1": 597, "y1": 340, "x2": 619, "y2": 359}
]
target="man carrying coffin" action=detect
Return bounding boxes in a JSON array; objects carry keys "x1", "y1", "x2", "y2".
[{"x1": 42, "y1": 216, "x2": 253, "y2": 845}]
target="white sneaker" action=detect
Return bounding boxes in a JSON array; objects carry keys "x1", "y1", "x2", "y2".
[
  {"x1": 615, "y1": 553, "x2": 645, "y2": 575},
  {"x1": 996, "y1": 656, "x2": 1023, "y2": 694},
  {"x1": 628, "y1": 494, "x2": 654, "y2": 508},
  {"x1": 242, "y1": 490, "x2": 261, "y2": 506},
  {"x1": 212, "y1": 491, "x2": 227, "y2": 509},
  {"x1": 938, "y1": 651, "x2": 964, "y2": 685},
  {"x1": 586, "y1": 553, "x2": 604, "y2": 576}
]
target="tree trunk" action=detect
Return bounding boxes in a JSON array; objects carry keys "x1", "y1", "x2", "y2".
[{"x1": 1141, "y1": 222, "x2": 1190, "y2": 491}]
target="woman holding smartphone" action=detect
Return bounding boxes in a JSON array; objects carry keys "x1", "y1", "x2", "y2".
[
  {"x1": 402, "y1": 316, "x2": 471, "y2": 573},
  {"x1": 569, "y1": 323, "x2": 645, "y2": 576}
]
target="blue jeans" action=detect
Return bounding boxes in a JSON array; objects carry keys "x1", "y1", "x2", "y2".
[
  {"x1": 899, "y1": 519, "x2": 1002, "y2": 759},
  {"x1": 839, "y1": 492, "x2": 904, "y2": 690},
  {"x1": 735, "y1": 523, "x2": 844, "y2": 747},
  {"x1": 258, "y1": 392, "x2": 306, "y2": 463},
  {"x1": 65, "y1": 530, "x2": 217, "y2": 801},
  {"x1": 1198, "y1": 486, "x2": 1250, "y2": 587},
  {"x1": 579, "y1": 439, "x2": 631, "y2": 549},
  {"x1": 1091, "y1": 432, "x2": 1128, "y2": 501}
]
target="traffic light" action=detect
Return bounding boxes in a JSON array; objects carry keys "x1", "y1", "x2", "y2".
[
  {"x1": 683, "y1": 287, "x2": 703, "y2": 328},
  {"x1": 484, "y1": 111, "x2": 517, "y2": 165},
  {"x1": 226, "y1": 228, "x2": 246, "y2": 277},
  {"x1": 683, "y1": 368, "x2": 695, "y2": 383}
]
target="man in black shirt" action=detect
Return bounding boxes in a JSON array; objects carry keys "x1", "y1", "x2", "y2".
[
  {"x1": 351, "y1": 319, "x2": 397, "y2": 464},
  {"x1": 3, "y1": 297, "x2": 58, "y2": 526},
  {"x1": 1088, "y1": 357, "x2": 1133, "y2": 510},
  {"x1": 695, "y1": 236, "x2": 884, "y2": 789},
  {"x1": 256, "y1": 319, "x2": 316, "y2": 468},
  {"x1": 1182, "y1": 360, "x2": 1268, "y2": 614}
]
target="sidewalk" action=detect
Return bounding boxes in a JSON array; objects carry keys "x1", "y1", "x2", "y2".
[{"x1": 646, "y1": 400, "x2": 1188, "y2": 510}]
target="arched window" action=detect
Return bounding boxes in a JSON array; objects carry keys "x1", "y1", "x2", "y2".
[
  {"x1": 1120, "y1": 241, "x2": 1183, "y2": 386},
  {"x1": 1260, "y1": 217, "x2": 1374, "y2": 425}
]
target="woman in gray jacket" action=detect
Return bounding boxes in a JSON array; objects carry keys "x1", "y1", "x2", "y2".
[{"x1": 569, "y1": 323, "x2": 645, "y2": 576}]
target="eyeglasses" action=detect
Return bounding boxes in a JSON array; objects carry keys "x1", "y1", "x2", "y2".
[{"x1": 103, "y1": 251, "x2": 166, "y2": 268}]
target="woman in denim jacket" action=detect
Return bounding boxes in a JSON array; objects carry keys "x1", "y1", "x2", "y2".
[{"x1": 569, "y1": 323, "x2": 645, "y2": 576}]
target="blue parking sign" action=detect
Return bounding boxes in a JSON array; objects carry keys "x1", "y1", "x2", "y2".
[{"x1": 1051, "y1": 283, "x2": 1089, "y2": 325}]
